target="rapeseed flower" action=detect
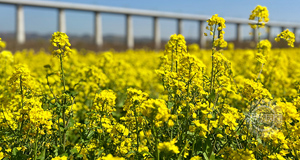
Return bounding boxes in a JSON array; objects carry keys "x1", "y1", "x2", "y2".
[
  {"x1": 0, "y1": 38, "x2": 6, "y2": 50},
  {"x1": 249, "y1": 5, "x2": 269, "y2": 28},
  {"x1": 256, "y1": 39, "x2": 271, "y2": 63},
  {"x1": 50, "y1": 31, "x2": 72, "y2": 58},
  {"x1": 158, "y1": 139, "x2": 180, "y2": 154},
  {"x1": 51, "y1": 156, "x2": 68, "y2": 160},
  {"x1": 0, "y1": 50, "x2": 13, "y2": 63},
  {"x1": 275, "y1": 29, "x2": 295, "y2": 47},
  {"x1": 206, "y1": 14, "x2": 227, "y2": 48},
  {"x1": 98, "y1": 154, "x2": 125, "y2": 160}
]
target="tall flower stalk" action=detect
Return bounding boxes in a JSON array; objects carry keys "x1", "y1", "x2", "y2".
[
  {"x1": 248, "y1": 5, "x2": 270, "y2": 80},
  {"x1": 50, "y1": 31, "x2": 72, "y2": 151}
]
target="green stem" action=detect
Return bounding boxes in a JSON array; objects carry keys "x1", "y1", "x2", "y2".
[
  {"x1": 134, "y1": 107, "x2": 140, "y2": 158},
  {"x1": 59, "y1": 51, "x2": 66, "y2": 93},
  {"x1": 20, "y1": 75, "x2": 24, "y2": 109},
  {"x1": 256, "y1": 19, "x2": 264, "y2": 81},
  {"x1": 185, "y1": 63, "x2": 192, "y2": 136},
  {"x1": 207, "y1": 24, "x2": 217, "y2": 133},
  {"x1": 46, "y1": 75, "x2": 58, "y2": 102},
  {"x1": 59, "y1": 51, "x2": 66, "y2": 151},
  {"x1": 19, "y1": 75, "x2": 25, "y2": 136},
  {"x1": 171, "y1": 49, "x2": 174, "y2": 72},
  {"x1": 210, "y1": 24, "x2": 217, "y2": 94},
  {"x1": 153, "y1": 124, "x2": 159, "y2": 160},
  {"x1": 209, "y1": 135, "x2": 217, "y2": 159},
  {"x1": 177, "y1": 140, "x2": 189, "y2": 160},
  {"x1": 34, "y1": 127, "x2": 39, "y2": 160}
]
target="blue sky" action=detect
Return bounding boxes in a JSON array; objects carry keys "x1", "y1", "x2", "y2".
[{"x1": 0, "y1": 0, "x2": 299, "y2": 40}]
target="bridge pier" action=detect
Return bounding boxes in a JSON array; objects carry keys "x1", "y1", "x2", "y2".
[
  {"x1": 58, "y1": 8, "x2": 66, "y2": 33},
  {"x1": 94, "y1": 12, "x2": 103, "y2": 47},
  {"x1": 16, "y1": 5, "x2": 25, "y2": 44},
  {"x1": 126, "y1": 14, "x2": 134, "y2": 49},
  {"x1": 153, "y1": 17, "x2": 160, "y2": 50},
  {"x1": 236, "y1": 23, "x2": 242, "y2": 42},
  {"x1": 199, "y1": 21, "x2": 206, "y2": 48}
]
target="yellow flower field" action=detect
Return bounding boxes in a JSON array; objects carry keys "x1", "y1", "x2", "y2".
[{"x1": 1, "y1": 5, "x2": 300, "y2": 160}]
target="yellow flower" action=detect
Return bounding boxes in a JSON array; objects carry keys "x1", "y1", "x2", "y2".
[
  {"x1": 242, "y1": 79, "x2": 272, "y2": 101},
  {"x1": 256, "y1": 39, "x2": 271, "y2": 63},
  {"x1": 141, "y1": 99, "x2": 170, "y2": 126},
  {"x1": 92, "y1": 89, "x2": 116, "y2": 113},
  {"x1": 206, "y1": 14, "x2": 227, "y2": 48},
  {"x1": 168, "y1": 119, "x2": 174, "y2": 127},
  {"x1": 257, "y1": 39, "x2": 271, "y2": 52},
  {"x1": 217, "y1": 134, "x2": 223, "y2": 138},
  {"x1": 0, "y1": 152, "x2": 4, "y2": 160},
  {"x1": 242, "y1": 135, "x2": 247, "y2": 141},
  {"x1": 0, "y1": 38, "x2": 6, "y2": 50},
  {"x1": 98, "y1": 154, "x2": 125, "y2": 160},
  {"x1": 158, "y1": 139, "x2": 180, "y2": 154},
  {"x1": 50, "y1": 31, "x2": 72, "y2": 58},
  {"x1": 206, "y1": 14, "x2": 226, "y2": 31},
  {"x1": 190, "y1": 156, "x2": 202, "y2": 160},
  {"x1": 0, "y1": 50, "x2": 13, "y2": 63},
  {"x1": 249, "y1": 5, "x2": 269, "y2": 28},
  {"x1": 51, "y1": 156, "x2": 68, "y2": 160},
  {"x1": 275, "y1": 29, "x2": 295, "y2": 47}
]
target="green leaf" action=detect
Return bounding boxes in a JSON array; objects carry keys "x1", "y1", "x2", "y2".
[
  {"x1": 139, "y1": 151, "x2": 153, "y2": 157},
  {"x1": 205, "y1": 137, "x2": 212, "y2": 153},
  {"x1": 87, "y1": 131, "x2": 95, "y2": 140},
  {"x1": 70, "y1": 148, "x2": 78, "y2": 154},
  {"x1": 203, "y1": 152, "x2": 216, "y2": 160},
  {"x1": 44, "y1": 64, "x2": 51, "y2": 69},
  {"x1": 67, "y1": 118, "x2": 75, "y2": 128},
  {"x1": 37, "y1": 148, "x2": 46, "y2": 160},
  {"x1": 210, "y1": 153, "x2": 216, "y2": 160},
  {"x1": 208, "y1": 91, "x2": 216, "y2": 101},
  {"x1": 61, "y1": 153, "x2": 68, "y2": 157},
  {"x1": 167, "y1": 101, "x2": 174, "y2": 108},
  {"x1": 70, "y1": 90, "x2": 79, "y2": 97},
  {"x1": 96, "y1": 149, "x2": 104, "y2": 157},
  {"x1": 46, "y1": 73, "x2": 56, "y2": 77},
  {"x1": 76, "y1": 154, "x2": 83, "y2": 158},
  {"x1": 52, "y1": 145, "x2": 59, "y2": 157},
  {"x1": 85, "y1": 99, "x2": 93, "y2": 107},
  {"x1": 125, "y1": 150, "x2": 135, "y2": 157},
  {"x1": 203, "y1": 152, "x2": 209, "y2": 160},
  {"x1": 12, "y1": 147, "x2": 17, "y2": 156},
  {"x1": 257, "y1": 137, "x2": 262, "y2": 144}
]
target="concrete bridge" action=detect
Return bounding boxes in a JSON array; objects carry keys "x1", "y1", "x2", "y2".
[{"x1": 0, "y1": 0, "x2": 300, "y2": 49}]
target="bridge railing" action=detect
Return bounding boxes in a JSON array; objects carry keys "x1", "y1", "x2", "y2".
[{"x1": 1, "y1": 0, "x2": 300, "y2": 49}]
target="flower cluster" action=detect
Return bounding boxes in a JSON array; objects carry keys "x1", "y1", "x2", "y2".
[
  {"x1": 256, "y1": 39, "x2": 272, "y2": 64},
  {"x1": 92, "y1": 89, "x2": 116, "y2": 113},
  {"x1": 51, "y1": 156, "x2": 68, "y2": 160},
  {"x1": 242, "y1": 79, "x2": 272, "y2": 101},
  {"x1": 158, "y1": 139, "x2": 180, "y2": 154},
  {"x1": 206, "y1": 14, "x2": 226, "y2": 31},
  {"x1": 205, "y1": 14, "x2": 227, "y2": 48},
  {"x1": 0, "y1": 50, "x2": 14, "y2": 63},
  {"x1": 140, "y1": 99, "x2": 170, "y2": 127},
  {"x1": 50, "y1": 31, "x2": 72, "y2": 58},
  {"x1": 249, "y1": 5, "x2": 269, "y2": 28},
  {"x1": 0, "y1": 38, "x2": 6, "y2": 50},
  {"x1": 1, "y1": 5, "x2": 300, "y2": 159},
  {"x1": 8, "y1": 64, "x2": 35, "y2": 92},
  {"x1": 98, "y1": 154, "x2": 125, "y2": 160},
  {"x1": 164, "y1": 34, "x2": 187, "y2": 60},
  {"x1": 275, "y1": 29, "x2": 295, "y2": 47}
]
